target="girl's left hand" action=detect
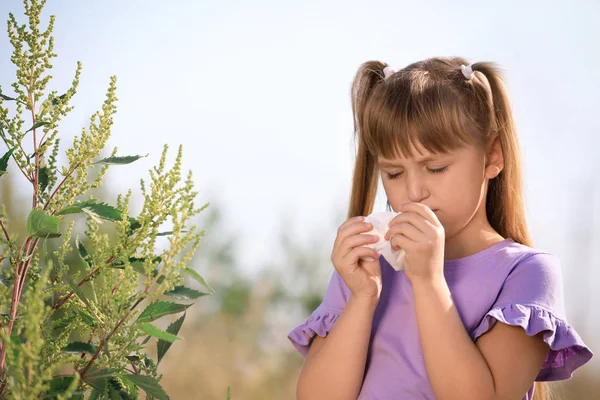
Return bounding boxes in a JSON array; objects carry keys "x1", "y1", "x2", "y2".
[{"x1": 384, "y1": 202, "x2": 445, "y2": 285}]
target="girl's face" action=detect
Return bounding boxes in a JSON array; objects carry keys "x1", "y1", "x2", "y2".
[{"x1": 378, "y1": 138, "x2": 504, "y2": 240}]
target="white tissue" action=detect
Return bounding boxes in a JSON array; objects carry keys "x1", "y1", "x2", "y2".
[{"x1": 360, "y1": 211, "x2": 406, "y2": 271}]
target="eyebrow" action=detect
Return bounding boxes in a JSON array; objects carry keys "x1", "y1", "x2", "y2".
[{"x1": 378, "y1": 155, "x2": 446, "y2": 168}]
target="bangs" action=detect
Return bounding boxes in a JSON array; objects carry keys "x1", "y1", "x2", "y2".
[{"x1": 363, "y1": 75, "x2": 482, "y2": 161}]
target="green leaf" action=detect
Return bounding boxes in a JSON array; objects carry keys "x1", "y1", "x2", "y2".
[
  {"x1": 84, "y1": 367, "x2": 122, "y2": 380},
  {"x1": 56, "y1": 199, "x2": 120, "y2": 221},
  {"x1": 83, "y1": 371, "x2": 129, "y2": 397},
  {"x1": 26, "y1": 209, "x2": 61, "y2": 238},
  {"x1": 78, "y1": 309, "x2": 97, "y2": 327},
  {"x1": 39, "y1": 166, "x2": 50, "y2": 192},
  {"x1": 157, "y1": 312, "x2": 186, "y2": 365},
  {"x1": 56, "y1": 200, "x2": 141, "y2": 232},
  {"x1": 165, "y1": 286, "x2": 209, "y2": 300},
  {"x1": 76, "y1": 235, "x2": 92, "y2": 267},
  {"x1": 121, "y1": 376, "x2": 139, "y2": 398},
  {"x1": 127, "y1": 217, "x2": 142, "y2": 232},
  {"x1": 88, "y1": 388, "x2": 102, "y2": 400},
  {"x1": 184, "y1": 267, "x2": 215, "y2": 294},
  {"x1": 124, "y1": 257, "x2": 165, "y2": 284},
  {"x1": 47, "y1": 376, "x2": 74, "y2": 392},
  {"x1": 51, "y1": 315, "x2": 77, "y2": 331},
  {"x1": 93, "y1": 154, "x2": 149, "y2": 165},
  {"x1": 0, "y1": 145, "x2": 17, "y2": 176},
  {"x1": 112, "y1": 255, "x2": 162, "y2": 267},
  {"x1": 51, "y1": 93, "x2": 67, "y2": 105},
  {"x1": 121, "y1": 374, "x2": 169, "y2": 400},
  {"x1": 108, "y1": 385, "x2": 123, "y2": 400},
  {"x1": 139, "y1": 323, "x2": 181, "y2": 343},
  {"x1": 0, "y1": 93, "x2": 16, "y2": 101},
  {"x1": 136, "y1": 301, "x2": 191, "y2": 324},
  {"x1": 25, "y1": 121, "x2": 50, "y2": 133},
  {"x1": 43, "y1": 376, "x2": 85, "y2": 399},
  {"x1": 83, "y1": 377, "x2": 107, "y2": 393},
  {"x1": 156, "y1": 230, "x2": 187, "y2": 237},
  {"x1": 62, "y1": 341, "x2": 97, "y2": 354},
  {"x1": 143, "y1": 355, "x2": 152, "y2": 368},
  {"x1": 66, "y1": 276, "x2": 92, "y2": 308},
  {"x1": 108, "y1": 376, "x2": 132, "y2": 400}
]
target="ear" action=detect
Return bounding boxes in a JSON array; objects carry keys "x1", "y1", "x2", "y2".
[{"x1": 485, "y1": 135, "x2": 504, "y2": 179}]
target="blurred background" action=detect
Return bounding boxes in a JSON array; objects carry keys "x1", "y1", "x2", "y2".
[{"x1": 0, "y1": 0, "x2": 598, "y2": 399}]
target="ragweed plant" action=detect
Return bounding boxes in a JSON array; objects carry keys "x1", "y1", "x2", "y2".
[{"x1": 0, "y1": 1, "x2": 214, "y2": 398}]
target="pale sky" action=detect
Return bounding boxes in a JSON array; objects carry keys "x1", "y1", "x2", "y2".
[{"x1": 1, "y1": 0, "x2": 598, "y2": 304}]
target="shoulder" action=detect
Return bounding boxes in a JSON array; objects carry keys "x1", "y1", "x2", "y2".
[
  {"x1": 505, "y1": 242, "x2": 562, "y2": 284},
  {"x1": 496, "y1": 241, "x2": 565, "y2": 316}
]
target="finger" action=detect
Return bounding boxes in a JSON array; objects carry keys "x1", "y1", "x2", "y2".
[
  {"x1": 387, "y1": 222, "x2": 424, "y2": 244},
  {"x1": 338, "y1": 233, "x2": 380, "y2": 258},
  {"x1": 386, "y1": 212, "x2": 428, "y2": 235},
  {"x1": 397, "y1": 203, "x2": 440, "y2": 226},
  {"x1": 334, "y1": 219, "x2": 374, "y2": 252},
  {"x1": 359, "y1": 255, "x2": 382, "y2": 278},
  {"x1": 339, "y1": 246, "x2": 380, "y2": 273},
  {"x1": 390, "y1": 232, "x2": 416, "y2": 252},
  {"x1": 388, "y1": 212, "x2": 440, "y2": 240},
  {"x1": 346, "y1": 246, "x2": 381, "y2": 266},
  {"x1": 338, "y1": 215, "x2": 367, "y2": 231},
  {"x1": 352, "y1": 248, "x2": 382, "y2": 276}
]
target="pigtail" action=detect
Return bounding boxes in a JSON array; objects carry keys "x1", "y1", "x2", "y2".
[
  {"x1": 347, "y1": 61, "x2": 387, "y2": 219},
  {"x1": 471, "y1": 62, "x2": 533, "y2": 248},
  {"x1": 472, "y1": 63, "x2": 550, "y2": 400}
]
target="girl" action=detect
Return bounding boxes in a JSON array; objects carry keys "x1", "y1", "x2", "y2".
[{"x1": 287, "y1": 57, "x2": 593, "y2": 400}]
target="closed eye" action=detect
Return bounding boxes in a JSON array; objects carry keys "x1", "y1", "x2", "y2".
[{"x1": 386, "y1": 166, "x2": 448, "y2": 180}]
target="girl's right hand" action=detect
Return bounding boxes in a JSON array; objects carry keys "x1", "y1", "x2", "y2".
[{"x1": 331, "y1": 216, "x2": 383, "y2": 301}]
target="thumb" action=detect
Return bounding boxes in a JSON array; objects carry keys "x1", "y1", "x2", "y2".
[{"x1": 360, "y1": 256, "x2": 381, "y2": 278}]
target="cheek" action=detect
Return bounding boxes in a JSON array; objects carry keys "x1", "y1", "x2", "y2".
[
  {"x1": 381, "y1": 181, "x2": 404, "y2": 206},
  {"x1": 442, "y1": 172, "x2": 486, "y2": 221},
  {"x1": 445, "y1": 176, "x2": 481, "y2": 207}
]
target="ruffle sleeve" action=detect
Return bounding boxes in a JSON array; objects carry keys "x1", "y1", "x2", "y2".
[
  {"x1": 288, "y1": 310, "x2": 342, "y2": 356},
  {"x1": 470, "y1": 252, "x2": 593, "y2": 381},
  {"x1": 471, "y1": 303, "x2": 593, "y2": 381},
  {"x1": 287, "y1": 269, "x2": 351, "y2": 357}
]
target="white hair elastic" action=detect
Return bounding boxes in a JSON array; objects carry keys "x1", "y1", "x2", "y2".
[
  {"x1": 460, "y1": 64, "x2": 475, "y2": 80},
  {"x1": 383, "y1": 66, "x2": 400, "y2": 79},
  {"x1": 384, "y1": 64, "x2": 475, "y2": 80}
]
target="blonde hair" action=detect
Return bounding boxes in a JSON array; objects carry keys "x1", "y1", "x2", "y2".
[{"x1": 348, "y1": 56, "x2": 550, "y2": 400}]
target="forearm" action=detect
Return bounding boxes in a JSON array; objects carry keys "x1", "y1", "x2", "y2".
[
  {"x1": 297, "y1": 296, "x2": 378, "y2": 400},
  {"x1": 412, "y1": 277, "x2": 495, "y2": 400}
]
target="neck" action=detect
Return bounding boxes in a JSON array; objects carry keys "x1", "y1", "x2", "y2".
[{"x1": 444, "y1": 213, "x2": 505, "y2": 261}]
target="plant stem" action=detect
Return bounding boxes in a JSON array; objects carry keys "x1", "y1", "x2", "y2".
[
  {"x1": 16, "y1": 238, "x2": 39, "y2": 301},
  {"x1": 79, "y1": 296, "x2": 145, "y2": 378},
  {"x1": 0, "y1": 219, "x2": 9, "y2": 242},
  {"x1": 28, "y1": 64, "x2": 38, "y2": 210},
  {"x1": 52, "y1": 253, "x2": 116, "y2": 310},
  {"x1": 129, "y1": 360, "x2": 138, "y2": 375},
  {"x1": 42, "y1": 158, "x2": 84, "y2": 212},
  {"x1": 0, "y1": 62, "x2": 44, "y2": 376},
  {"x1": 0, "y1": 235, "x2": 40, "y2": 374},
  {"x1": 0, "y1": 118, "x2": 33, "y2": 183}
]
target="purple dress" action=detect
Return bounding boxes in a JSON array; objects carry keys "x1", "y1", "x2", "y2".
[{"x1": 287, "y1": 238, "x2": 593, "y2": 399}]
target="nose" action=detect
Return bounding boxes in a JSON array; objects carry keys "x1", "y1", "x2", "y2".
[{"x1": 406, "y1": 170, "x2": 430, "y2": 203}]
